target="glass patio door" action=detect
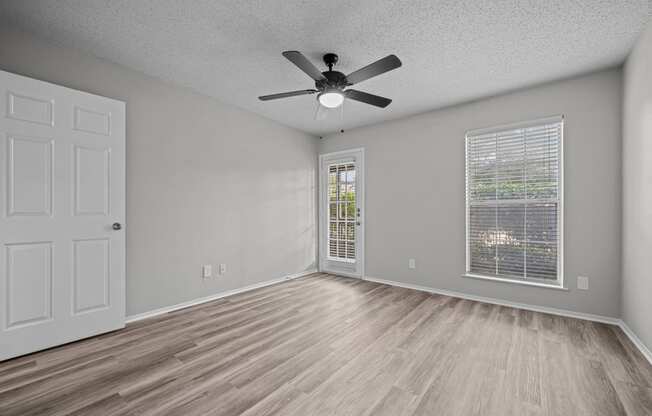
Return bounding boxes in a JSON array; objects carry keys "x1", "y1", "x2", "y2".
[{"x1": 319, "y1": 149, "x2": 364, "y2": 277}]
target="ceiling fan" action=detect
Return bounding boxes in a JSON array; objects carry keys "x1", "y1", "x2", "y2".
[{"x1": 258, "y1": 51, "x2": 402, "y2": 109}]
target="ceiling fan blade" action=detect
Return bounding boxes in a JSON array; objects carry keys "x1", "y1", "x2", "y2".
[
  {"x1": 258, "y1": 89, "x2": 318, "y2": 101},
  {"x1": 345, "y1": 55, "x2": 402, "y2": 85},
  {"x1": 345, "y1": 89, "x2": 392, "y2": 108},
  {"x1": 282, "y1": 51, "x2": 326, "y2": 81}
]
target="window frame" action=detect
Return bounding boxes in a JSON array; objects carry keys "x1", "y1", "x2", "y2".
[{"x1": 464, "y1": 115, "x2": 564, "y2": 289}]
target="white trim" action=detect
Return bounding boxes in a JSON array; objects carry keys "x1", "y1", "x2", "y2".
[
  {"x1": 465, "y1": 134, "x2": 470, "y2": 274},
  {"x1": 462, "y1": 273, "x2": 568, "y2": 291},
  {"x1": 326, "y1": 256, "x2": 356, "y2": 264},
  {"x1": 363, "y1": 275, "x2": 652, "y2": 365},
  {"x1": 558, "y1": 116, "x2": 565, "y2": 286},
  {"x1": 363, "y1": 275, "x2": 618, "y2": 325},
  {"x1": 124, "y1": 268, "x2": 652, "y2": 367},
  {"x1": 318, "y1": 148, "x2": 365, "y2": 278},
  {"x1": 318, "y1": 147, "x2": 366, "y2": 159},
  {"x1": 617, "y1": 321, "x2": 652, "y2": 366},
  {"x1": 125, "y1": 269, "x2": 317, "y2": 324}
]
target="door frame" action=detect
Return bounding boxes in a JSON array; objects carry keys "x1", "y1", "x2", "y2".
[{"x1": 318, "y1": 148, "x2": 365, "y2": 278}]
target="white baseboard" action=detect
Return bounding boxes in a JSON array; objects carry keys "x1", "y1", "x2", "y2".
[
  {"x1": 363, "y1": 275, "x2": 652, "y2": 365},
  {"x1": 363, "y1": 276, "x2": 620, "y2": 324},
  {"x1": 126, "y1": 269, "x2": 317, "y2": 324},
  {"x1": 125, "y1": 270, "x2": 652, "y2": 367},
  {"x1": 617, "y1": 321, "x2": 652, "y2": 366}
]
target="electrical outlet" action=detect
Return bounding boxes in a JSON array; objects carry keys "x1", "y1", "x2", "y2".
[
  {"x1": 408, "y1": 258, "x2": 416, "y2": 269},
  {"x1": 219, "y1": 263, "x2": 226, "y2": 275},
  {"x1": 577, "y1": 276, "x2": 589, "y2": 290},
  {"x1": 202, "y1": 265, "x2": 212, "y2": 278}
]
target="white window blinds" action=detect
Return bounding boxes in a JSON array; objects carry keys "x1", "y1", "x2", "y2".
[
  {"x1": 465, "y1": 116, "x2": 562, "y2": 284},
  {"x1": 328, "y1": 163, "x2": 356, "y2": 262}
]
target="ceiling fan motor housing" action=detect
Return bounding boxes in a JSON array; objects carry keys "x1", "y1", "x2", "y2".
[
  {"x1": 316, "y1": 71, "x2": 348, "y2": 91},
  {"x1": 315, "y1": 53, "x2": 348, "y2": 91}
]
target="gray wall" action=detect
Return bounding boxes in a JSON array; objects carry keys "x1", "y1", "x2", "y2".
[
  {"x1": 623, "y1": 22, "x2": 652, "y2": 350},
  {"x1": 0, "y1": 27, "x2": 318, "y2": 316},
  {"x1": 0, "y1": 26, "x2": 632, "y2": 322},
  {"x1": 321, "y1": 69, "x2": 623, "y2": 318}
]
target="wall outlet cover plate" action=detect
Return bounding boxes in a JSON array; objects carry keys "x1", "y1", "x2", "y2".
[{"x1": 202, "y1": 265, "x2": 212, "y2": 278}]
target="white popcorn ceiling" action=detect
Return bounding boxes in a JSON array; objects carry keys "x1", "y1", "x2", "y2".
[{"x1": 1, "y1": 1, "x2": 649, "y2": 136}]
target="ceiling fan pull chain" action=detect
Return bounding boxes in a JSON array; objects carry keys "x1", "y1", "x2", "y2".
[{"x1": 313, "y1": 100, "x2": 320, "y2": 121}]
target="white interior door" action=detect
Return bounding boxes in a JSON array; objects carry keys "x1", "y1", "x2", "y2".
[
  {"x1": 0, "y1": 70, "x2": 125, "y2": 361},
  {"x1": 319, "y1": 148, "x2": 364, "y2": 278}
]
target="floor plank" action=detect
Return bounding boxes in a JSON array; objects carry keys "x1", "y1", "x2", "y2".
[{"x1": 0, "y1": 273, "x2": 650, "y2": 416}]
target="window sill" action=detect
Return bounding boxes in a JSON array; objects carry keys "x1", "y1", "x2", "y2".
[{"x1": 462, "y1": 273, "x2": 568, "y2": 291}]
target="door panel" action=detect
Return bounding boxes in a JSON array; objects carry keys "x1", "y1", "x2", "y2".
[
  {"x1": 319, "y1": 149, "x2": 364, "y2": 278},
  {"x1": 5, "y1": 242, "x2": 52, "y2": 329},
  {"x1": 7, "y1": 135, "x2": 53, "y2": 216},
  {"x1": 74, "y1": 145, "x2": 110, "y2": 216},
  {"x1": 73, "y1": 106, "x2": 111, "y2": 136},
  {"x1": 7, "y1": 91, "x2": 54, "y2": 126},
  {"x1": 72, "y1": 238, "x2": 110, "y2": 315},
  {"x1": 0, "y1": 70, "x2": 125, "y2": 361}
]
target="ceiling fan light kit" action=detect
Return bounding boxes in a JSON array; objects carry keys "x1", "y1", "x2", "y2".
[
  {"x1": 258, "y1": 51, "x2": 402, "y2": 111},
  {"x1": 318, "y1": 88, "x2": 344, "y2": 108}
]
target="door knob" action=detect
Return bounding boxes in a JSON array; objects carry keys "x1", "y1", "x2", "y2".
[{"x1": 112, "y1": 222, "x2": 122, "y2": 230}]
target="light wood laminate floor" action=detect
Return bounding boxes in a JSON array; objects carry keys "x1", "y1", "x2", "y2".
[{"x1": 1, "y1": 273, "x2": 651, "y2": 416}]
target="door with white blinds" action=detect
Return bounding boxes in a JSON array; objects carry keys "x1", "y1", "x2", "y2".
[
  {"x1": 319, "y1": 149, "x2": 364, "y2": 278},
  {"x1": 465, "y1": 116, "x2": 563, "y2": 287}
]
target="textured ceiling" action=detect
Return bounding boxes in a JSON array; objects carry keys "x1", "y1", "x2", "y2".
[{"x1": 1, "y1": 1, "x2": 649, "y2": 136}]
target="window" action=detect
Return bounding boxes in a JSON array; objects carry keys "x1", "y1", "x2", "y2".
[
  {"x1": 465, "y1": 116, "x2": 563, "y2": 286},
  {"x1": 328, "y1": 162, "x2": 356, "y2": 262}
]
